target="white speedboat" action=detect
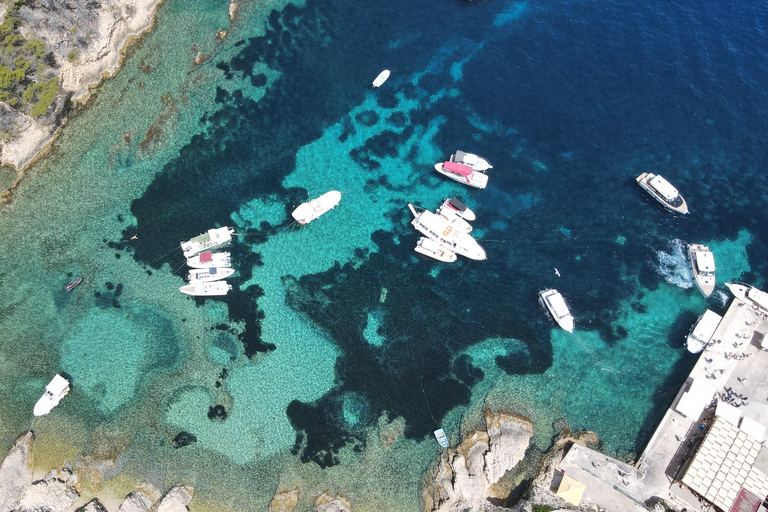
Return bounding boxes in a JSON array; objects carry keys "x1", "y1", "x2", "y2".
[
  {"x1": 181, "y1": 227, "x2": 235, "y2": 258},
  {"x1": 687, "y1": 244, "x2": 716, "y2": 297},
  {"x1": 292, "y1": 190, "x2": 342, "y2": 225},
  {"x1": 433, "y1": 161, "x2": 488, "y2": 189},
  {"x1": 686, "y1": 309, "x2": 722, "y2": 354},
  {"x1": 187, "y1": 251, "x2": 231, "y2": 269},
  {"x1": 450, "y1": 150, "x2": 492, "y2": 172},
  {"x1": 179, "y1": 280, "x2": 232, "y2": 296},
  {"x1": 372, "y1": 69, "x2": 390, "y2": 88},
  {"x1": 187, "y1": 267, "x2": 235, "y2": 283},
  {"x1": 636, "y1": 173, "x2": 688, "y2": 214},
  {"x1": 408, "y1": 204, "x2": 486, "y2": 261},
  {"x1": 33, "y1": 374, "x2": 70, "y2": 416},
  {"x1": 438, "y1": 197, "x2": 476, "y2": 222},
  {"x1": 414, "y1": 237, "x2": 457, "y2": 263},
  {"x1": 434, "y1": 428, "x2": 449, "y2": 448},
  {"x1": 539, "y1": 289, "x2": 574, "y2": 332},
  {"x1": 725, "y1": 282, "x2": 768, "y2": 313}
]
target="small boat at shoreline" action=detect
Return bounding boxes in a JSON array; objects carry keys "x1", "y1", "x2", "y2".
[
  {"x1": 292, "y1": 190, "x2": 342, "y2": 225},
  {"x1": 438, "y1": 197, "x2": 476, "y2": 222},
  {"x1": 372, "y1": 69, "x2": 390, "y2": 88},
  {"x1": 415, "y1": 237, "x2": 457, "y2": 263},
  {"x1": 636, "y1": 173, "x2": 688, "y2": 214},
  {"x1": 181, "y1": 227, "x2": 235, "y2": 258},
  {"x1": 687, "y1": 244, "x2": 716, "y2": 297},
  {"x1": 686, "y1": 309, "x2": 722, "y2": 354},
  {"x1": 180, "y1": 280, "x2": 233, "y2": 296},
  {"x1": 540, "y1": 289, "x2": 574, "y2": 332},
  {"x1": 187, "y1": 267, "x2": 235, "y2": 283},
  {"x1": 65, "y1": 278, "x2": 83, "y2": 292},
  {"x1": 434, "y1": 428, "x2": 449, "y2": 448},
  {"x1": 449, "y1": 150, "x2": 492, "y2": 172},
  {"x1": 33, "y1": 374, "x2": 70, "y2": 416},
  {"x1": 408, "y1": 204, "x2": 486, "y2": 261},
  {"x1": 187, "y1": 251, "x2": 231, "y2": 269},
  {"x1": 434, "y1": 161, "x2": 488, "y2": 189},
  {"x1": 725, "y1": 282, "x2": 768, "y2": 313}
]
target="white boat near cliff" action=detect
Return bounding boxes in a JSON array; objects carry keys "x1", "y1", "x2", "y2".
[
  {"x1": 292, "y1": 190, "x2": 342, "y2": 225},
  {"x1": 186, "y1": 251, "x2": 231, "y2": 269},
  {"x1": 725, "y1": 282, "x2": 768, "y2": 313},
  {"x1": 179, "y1": 280, "x2": 232, "y2": 296},
  {"x1": 186, "y1": 267, "x2": 235, "y2": 283},
  {"x1": 33, "y1": 374, "x2": 70, "y2": 416},
  {"x1": 434, "y1": 428, "x2": 449, "y2": 448},
  {"x1": 181, "y1": 227, "x2": 235, "y2": 258},
  {"x1": 687, "y1": 244, "x2": 716, "y2": 297},
  {"x1": 539, "y1": 289, "x2": 574, "y2": 332},
  {"x1": 414, "y1": 237, "x2": 457, "y2": 263},
  {"x1": 408, "y1": 204, "x2": 486, "y2": 261},
  {"x1": 636, "y1": 173, "x2": 688, "y2": 214},
  {"x1": 686, "y1": 309, "x2": 722, "y2": 354}
]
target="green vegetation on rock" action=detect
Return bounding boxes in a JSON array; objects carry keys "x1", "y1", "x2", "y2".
[{"x1": 0, "y1": 5, "x2": 59, "y2": 116}]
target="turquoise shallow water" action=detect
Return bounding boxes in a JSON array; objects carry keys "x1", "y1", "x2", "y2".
[{"x1": 2, "y1": 0, "x2": 768, "y2": 509}]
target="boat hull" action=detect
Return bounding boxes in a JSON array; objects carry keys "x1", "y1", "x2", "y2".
[
  {"x1": 372, "y1": 69, "x2": 390, "y2": 88},
  {"x1": 434, "y1": 429, "x2": 449, "y2": 448},
  {"x1": 433, "y1": 164, "x2": 488, "y2": 189},
  {"x1": 415, "y1": 237, "x2": 457, "y2": 262},
  {"x1": 186, "y1": 251, "x2": 231, "y2": 269},
  {"x1": 687, "y1": 244, "x2": 716, "y2": 297},
  {"x1": 179, "y1": 280, "x2": 232, "y2": 296},
  {"x1": 451, "y1": 151, "x2": 492, "y2": 172},
  {"x1": 686, "y1": 309, "x2": 722, "y2": 354},
  {"x1": 187, "y1": 267, "x2": 235, "y2": 283},
  {"x1": 65, "y1": 278, "x2": 83, "y2": 292},
  {"x1": 540, "y1": 289, "x2": 574, "y2": 332},
  {"x1": 292, "y1": 190, "x2": 342, "y2": 224},
  {"x1": 636, "y1": 173, "x2": 688, "y2": 214},
  {"x1": 181, "y1": 227, "x2": 235, "y2": 258},
  {"x1": 441, "y1": 197, "x2": 476, "y2": 222}
]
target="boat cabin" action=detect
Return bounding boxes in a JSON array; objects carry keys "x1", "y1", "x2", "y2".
[{"x1": 692, "y1": 250, "x2": 715, "y2": 276}]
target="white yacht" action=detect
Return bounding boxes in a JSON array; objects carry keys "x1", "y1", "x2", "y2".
[
  {"x1": 636, "y1": 173, "x2": 688, "y2": 214},
  {"x1": 292, "y1": 190, "x2": 342, "y2": 225},
  {"x1": 186, "y1": 267, "x2": 235, "y2": 283},
  {"x1": 438, "y1": 197, "x2": 476, "y2": 222},
  {"x1": 687, "y1": 244, "x2": 716, "y2": 297},
  {"x1": 539, "y1": 289, "x2": 574, "y2": 332},
  {"x1": 435, "y1": 206, "x2": 472, "y2": 233},
  {"x1": 372, "y1": 69, "x2": 390, "y2": 88},
  {"x1": 33, "y1": 374, "x2": 70, "y2": 416},
  {"x1": 186, "y1": 251, "x2": 231, "y2": 269},
  {"x1": 408, "y1": 204, "x2": 486, "y2": 261},
  {"x1": 433, "y1": 161, "x2": 488, "y2": 189},
  {"x1": 686, "y1": 309, "x2": 722, "y2": 354},
  {"x1": 434, "y1": 428, "x2": 449, "y2": 448},
  {"x1": 725, "y1": 282, "x2": 768, "y2": 313},
  {"x1": 179, "y1": 280, "x2": 233, "y2": 296},
  {"x1": 449, "y1": 150, "x2": 492, "y2": 172},
  {"x1": 181, "y1": 227, "x2": 235, "y2": 258},
  {"x1": 414, "y1": 237, "x2": 457, "y2": 263}
]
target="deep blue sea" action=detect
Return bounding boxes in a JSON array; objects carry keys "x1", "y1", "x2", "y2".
[{"x1": 1, "y1": 0, "x2": 768, "y2": 509}]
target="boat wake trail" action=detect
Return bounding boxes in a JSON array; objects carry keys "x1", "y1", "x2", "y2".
[{"x1": 652, "y1": 239, "x2": 693, "y2": 289}]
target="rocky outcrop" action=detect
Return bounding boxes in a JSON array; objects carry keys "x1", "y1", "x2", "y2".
[
  {"x1": 117, "y1": 490, "x2": 154, "y2": 512},
  {"x1": 421, "y1": 411, "x2": 534, "y2": 512},
  {"x1": 17, "y1": 465, "x2": 80, "y2": 512},
  {"x1": 269, "y1": 489, "x2": 300, "y2": 512},
  {"x1": 76, "y1": 498, "x2": 109, "y2": 512},
  {"x1": 0, "y1": 431, "x2": 35, "y2": 510},
  {"x1": 314, "y1": 492, "x2": 351, "y2": 512},
  {"x1": 155, "y1": 484, "x2": 194, "y2": 512}
]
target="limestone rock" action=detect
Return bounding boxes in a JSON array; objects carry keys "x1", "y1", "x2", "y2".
[
  {"x1": 155, "y1": 484, "x2": 194, "y2": 512},
  {"x1": 117, "y1": 490, "x2": 153, "y2": 512},
  {"x1": 76, "y1": 498, "x2": 109, "y2": 512},
  {"x1": 0, "y1": 431, "x2": 35, "y2": 511},
  {"x1": 17, "y1": 465, "x2": 80, "y2": 512},
  {"x1": 314, "y1": 492, "x2": 351, "y2": 512},
  {"x1": 484, "y1": 411, "x2": 534, "y2": 486},
  {"x1": 269, "y1": 489, "x2": 299, "y2": 512}
]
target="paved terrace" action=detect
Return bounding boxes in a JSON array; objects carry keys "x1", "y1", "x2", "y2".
[{"x1": 557, "y1": 297, "x2": 768, "y2": 511}]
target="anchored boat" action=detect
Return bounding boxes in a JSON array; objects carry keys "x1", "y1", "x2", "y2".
[
  {"x1": 187, "y1": 251, "x2": 231, "y2": 269},
  {"x1": 186, "y1": 267, "x2": 235, "y2": 283},
  {"x1": 65, "y1": 278, "x2": 83, "y2": 292},
  {"x1": 449, "y1": 150, "x2": 492, "y2": 172},
  {"x1": 540, "y1": 289, "x2": 574, "y2": 332},
  {"x1": 372, "y1": 69, "x2": 390, "y2": 88},
  {"x1": 179, "y1": 280, "x2": 233, "y2": 296},
  {"x1": 725, "y1": 282, "x2": 768, "y2": 313},
  {"x1": 438, "y1": 197, "x2": 475, "y2": 222},
  {"x1": 686, "y1": 309, "x2": 722, "y2": 354},
  {"x1": 687, "y1": 244, "x2": 716, "y2": 297},
  {"x1": 433, "y1": 161, "x2": 488, "y2": 189},
  {"x1": 636, "y1": 173, "x2": 688, "y2": 214},
  {"x1": 292, "y1": 190, "x2": 342, "y2": 225},
  {"x1": 414, "y1": 237, "x2": 457, "y2": 263},
  {"x1": 408, "y1": 204, "x2": 486, "y2": 261},
  {"x1": 181, "y1": 227, "x2": 235, "y2": 258},
  {"x1": 33, "y1": 374, "x2": 70, "y2": 416},
  {"x1": 434, "y1": 428, "x2": 449, "y2": 448}
]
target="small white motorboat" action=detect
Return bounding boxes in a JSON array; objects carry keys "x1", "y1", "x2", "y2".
[
  {"x1": 434, "y1": 428, "x2": 449, "y2": 448},
  {"x1": 686, "y1": 309, "x2": 722, "y2": 354},
  {"x1": 450, "y1": 150, "x2": 492, "y2": 172},
  {"x1": 725, "y1": 282, "x2": 768, "y2": 313},
  {"x1": 438, "y1": 197, "x2": 475, "y2": 222},
  {"x1": 687, "y1": 244, "x2": 716, "y2": 297},
  {"x1": 372, "y1": 69, "x2": 390, "y2": 88},
  {"x1": 186, "y1": 251, "x2": 231, "y2": 269},
  {"x1": 292, "y1": 190, "x2": 342, "y2": 225},
  {"x1": 540, "y1": 289, "x2": 574, "y2": 332},
  {"x1": 33, "y1": 374, "x2": 70, "y2": 416},
  {"x1": 408, "y1": 204, "x2": 486, "y2": 261},
  {"x1": 181, "y1": 227, "x2": 235, "y2": 258},
  {"x1": 179, "y1": 280, "x2": 233, "y2": 296},
  {"x1": 187, "y1": 267, "x2": 235, "y2": 283},
  {"x1": 636, "y1": 173, "x2": 688, "y2": 214},
  {"x1": 415, "y1": 237, "x2": 457, "y2": 263},
  {"x1": 434, "y1": 161, "x2": 488, "y2": 189}
]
